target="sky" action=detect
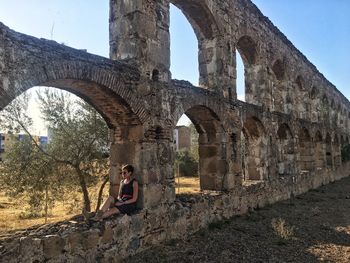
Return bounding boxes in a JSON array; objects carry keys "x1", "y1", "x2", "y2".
[{"x1": 0, "y1": 0, "x2": 349, "y2": 132}]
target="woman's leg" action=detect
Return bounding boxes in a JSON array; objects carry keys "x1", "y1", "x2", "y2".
[
  {"x1": 102, "y1": 207, "x2": 120, "y2": 219},
  {"x1": 100, "y1": 196, "x2": 115, "y2": 212}
]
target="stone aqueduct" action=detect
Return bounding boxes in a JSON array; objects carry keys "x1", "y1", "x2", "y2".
[{"x1": 1, "y1": 0, "x2": 350, "y2": 262}]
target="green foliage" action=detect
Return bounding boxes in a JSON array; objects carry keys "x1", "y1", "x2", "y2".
[
  {"x1": 341, "y1": 144, "x2": 350, "y2": 162},
  {"x1": 175, "y1": 150, "x2": 198, "y2": 177},
  {"x1": 0, "y1": 88, "x2": 110, "y2": 214}
]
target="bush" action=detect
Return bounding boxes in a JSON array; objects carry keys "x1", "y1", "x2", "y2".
[{"x1": 175, "y1": 150, "x2": 198, "y2": 177}]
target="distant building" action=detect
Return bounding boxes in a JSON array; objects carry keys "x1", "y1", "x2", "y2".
[
  {"x1": 0, "y1": 132, "x2": 48, "y2": 161},
  {"x1": 174, "y1": 126, "x2": 191, "y2": 151}
]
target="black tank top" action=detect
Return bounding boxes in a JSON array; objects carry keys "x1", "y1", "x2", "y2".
[{"x1": 121, "y1": 179, "x2": 136, "y2": 200}]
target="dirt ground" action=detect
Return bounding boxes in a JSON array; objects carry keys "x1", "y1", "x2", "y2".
[{"x1": 127, "y1": 177, "x2": 350, "y2": 263}]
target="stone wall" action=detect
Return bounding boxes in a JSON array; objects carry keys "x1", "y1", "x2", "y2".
[{"x1": 1, "y1": 163, "x2": 349, "y2": 263}]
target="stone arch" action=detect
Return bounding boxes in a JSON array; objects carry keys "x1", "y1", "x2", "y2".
[
  {"x1": 170, "y1": 0, "x2": 232, "y2": 97},
  {"x1": 298, "y1": 127, "x2": 313, "y2": 172},
  {"x1": 271, "y1": 59, "x2": 285, "y2": 113},
  {"x1": 330, "y1": 99, "x2": 335, "y2": 110},
  {"x1": 310, "y1": 86, "x2": 318, "y2": 99},
  {"x1": 295, "y1": 75, "x2": 304, "y2": 90},
  {"x1": 242, "y1": 117, "x2": 267, "y2": 181},
  {"x1": 321, "y1": 95, "x2": 330, "y2": 123},
  {"x1": 294, "y1": 75, "x2": 309, "y2": 119},
  {"x1": 1, "y1": 62, "x2": 146, "y2": 129},
  {"x1": 0, "y1": 61, "x2": 149, "y2": 202},
  {"x1": 272, "y1": 59, "x2": 285, "y2": 81},
  {"x1": 333, "y1": 134, "x2": 341, "y2": 168},
  {"x1": 236, "y1": 35, "x2": 264, "y2": 105},
  {"x1": 314, "y1": 130, "x2": 324, "y2": 169},
  {"x1": 325, "y1": 133, "x2": 333, "y2": 168},
  {"x1": 310, "y1": 86, "x2": 320, "y2": 122},
  {"x1": 236, "y1": 36, "x2": 257, "y2": 66},
  {"x1": 170, "y1": 0, "x2": 220, "y2": 41},
  {"x1": 178, "y1": 105, "x2": 227, "y2": 191},
  {"x1": 276, "y1": 123, "x2": 295, "y2": 176}
]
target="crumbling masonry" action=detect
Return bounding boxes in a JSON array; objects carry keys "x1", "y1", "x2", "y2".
[{"x1": 0, "y1": 0, "x2": 349, "y2": 262}]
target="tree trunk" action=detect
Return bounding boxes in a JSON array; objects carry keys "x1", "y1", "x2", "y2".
[
  {"x1": 45, "y1": 185, "x2": 48, "y2": 223},
  {"x1": 76, "y1": 167, "x2": 91, "y2": 212},
  {"x1": 95, "y1": 175, "x2": 109, "y2": 212}
]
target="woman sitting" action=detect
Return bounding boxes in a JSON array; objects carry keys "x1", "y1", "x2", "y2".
[{"x1": 93, "y1": 164, "x2": 138, "y2": 220}]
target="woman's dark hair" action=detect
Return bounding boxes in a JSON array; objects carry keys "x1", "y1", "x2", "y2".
[{"x1": 122, "y1": 164, "x2": 134, "y2": 174}]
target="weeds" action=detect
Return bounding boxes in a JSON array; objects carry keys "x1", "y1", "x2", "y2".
[{"x1": 271, "y1": 217, "x2": 295, "y2": 240}]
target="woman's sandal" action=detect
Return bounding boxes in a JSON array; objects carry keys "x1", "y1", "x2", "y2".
[{"x1": 90, "y1": 210, "x2": 104, "y2": 221}]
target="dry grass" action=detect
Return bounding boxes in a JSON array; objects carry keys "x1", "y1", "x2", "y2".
[
  {"x1": 0, "y1": 183, "x2": 109, "y2": 235},
  {"x1": 0, "y1": 194, "x2": 73, "y2": 234},
  {"x1": 271, "y1": 217, "x2": 295, "y2": 240},
  {"x1": 175, "y1": 176, "x2": 200, "y2": 194}
]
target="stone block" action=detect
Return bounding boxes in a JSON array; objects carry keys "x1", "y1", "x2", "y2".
[
  {"x1": 66, "y1": 232, "x2": 82, "y2": 252},
  {"x1": 43, "y1": 235, "x2": 65, "y2": 260},
  {"x1": 20, "y1": 237, "x2": 43, "y2": 262},
  {"x1": 101, "y1": 225, "x2": 114, "y2": 244},
  {"x1": 82, "y1": 229, "x2": 100, "y2": 250},
  {"x1": 142, "y1": 183, "x2": 164, "y2": 208}
]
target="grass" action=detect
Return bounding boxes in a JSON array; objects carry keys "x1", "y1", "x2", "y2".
[
  {"x1": 175, "y1": 176, "x2": 200, "y2": 194},
  {"x1": 0, "y1": 183, "x2": 110, "y2": 235}
]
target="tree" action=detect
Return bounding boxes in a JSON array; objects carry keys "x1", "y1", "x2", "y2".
[{"x1": 0, "y1": 88, "x2": 110, "y2": 214}]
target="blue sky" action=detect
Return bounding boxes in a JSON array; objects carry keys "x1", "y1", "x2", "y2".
[{"x1": 0, "y1": 0, "x2": 349, "y2": 130}]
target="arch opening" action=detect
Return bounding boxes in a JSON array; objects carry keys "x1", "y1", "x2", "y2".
[
  {"x1": 0, "y1": 86, "x2": 115, "y2": 231},
  {"x1": 314, "y1": 131, "x2": 324, "y2": 169},
  {"x1": 295, "y1": 75, "x2": 309, "y2": 119},
  {"x1": 242, "y1": 117, "x2": 267, "y2": 181},
  {"x1": 276, "y1": 123, "x2": 295, "y2": 176},
  {"x1": 173, "y1": 115, "x2": 200, "y2": 195},
  {"x1": 271, "y1": 59, "x2": 285, "y2": 112},
  {"x1": 325, "y1": 133, "x2": 333, "y2": 168},
  {"x1": 169, "y1": 1, "x2": 220, "y2": 89},
  {"x1": 175, "y1": 106, "x2": 227, "y2": 192},
  {"x1": 298, "y1": 127, "x2": 313, "y2": 172},
  {"x1": 236, "y1": 51, "x2": 245, "y2": 102},
  {"x1": 170, "y1": 4, "x2": 199, "y2": 85},
  {"x1": 236, "y1": 36, "x2": 259, "y2": 104}
]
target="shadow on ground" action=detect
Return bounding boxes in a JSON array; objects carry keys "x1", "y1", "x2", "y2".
[{"x1": 126, "y1": 177, "x2": 350, "y2": 263}]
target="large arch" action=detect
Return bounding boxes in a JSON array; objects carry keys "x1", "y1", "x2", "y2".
[
  {"x1": 310, "y1": 86, "x2": 320, "y2": 122},
  {"x1": 298, "y1": 127, "x2": 313, "y2": 172},
  {"x1": 1, "y1": 59, "x2": 145, "y2": 128},
  {"x1": 325, "y1": 133, "x2": 333, "y2": 168},
  {"x1": 170, "y1": 0, "x2": 234, "y2": 98},
  {"x1": 242, "y1": 117, "x2": 267, "y2": 181},
  {"x1": 0, "y1": 58, "x2": 153, "y2": 205},
  {"x1": 271, "y1": 59, "x2": 286, "y2": 113},
  {"x1": 179, "y1": 105, "x2": 227, "y2": 191},
  {"x1": 276, "y1": 123, "x2": 295, "y2": 176},
  {"x1": 236, "y1": 35, "x2": 262, "y2": 105},
  {"x1": 314, "y1": 131, "x2": 324, "y2": 170},
  {"x1": 295, "y1": 75, "x2": 309, "y2": 119}
]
